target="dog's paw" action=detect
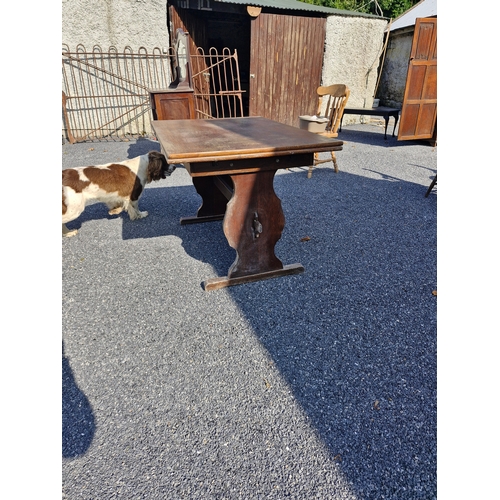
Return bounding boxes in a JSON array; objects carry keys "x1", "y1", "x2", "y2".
[
  {"x1": 108, "y1": 206, "x2": 124, "y2": 215},
  {"x1": 62, "y1": 224, "x2": 78, "y2": 237},
  {"x1": 129, "y1": 211, "x2": 148, "y2": 220}
]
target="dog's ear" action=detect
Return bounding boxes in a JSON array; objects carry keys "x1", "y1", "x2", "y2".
[{"x1": 147, "y1": 151, "x2": 168, "y2": 182}]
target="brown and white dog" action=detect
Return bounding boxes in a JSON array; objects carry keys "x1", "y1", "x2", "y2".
[{"x1": 62, "y1": 151, "x2": 175, "y2": 237}]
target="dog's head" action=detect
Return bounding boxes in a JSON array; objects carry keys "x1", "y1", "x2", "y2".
[{"x1": 147, "y1": 151, "x2": 176, "y2": 183}]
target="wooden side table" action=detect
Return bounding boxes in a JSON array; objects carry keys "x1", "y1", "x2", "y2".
[{"x1": 340, "y1": 107, "x2": 400, "y2": 139}]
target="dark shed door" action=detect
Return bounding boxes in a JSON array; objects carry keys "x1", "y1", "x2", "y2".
[
  {"x1": 398, "y1": 17, "x2": 437, "y2": 141},
  {"x1": 249, "y1": 13, "x2": 326, "y2": 127}
]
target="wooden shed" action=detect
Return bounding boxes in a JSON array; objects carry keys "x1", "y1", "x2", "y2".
[{"x1": 168, "y1": 0, "x2": 378, "y2": 127}]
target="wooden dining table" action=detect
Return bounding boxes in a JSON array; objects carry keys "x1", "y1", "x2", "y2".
[{"x1": 152, "y1": 116, "x2": 343, "y2": 291}]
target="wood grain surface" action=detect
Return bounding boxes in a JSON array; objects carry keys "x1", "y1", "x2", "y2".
[{"x1": 152, "y1": 117, "x2": 343, "y2": 163}]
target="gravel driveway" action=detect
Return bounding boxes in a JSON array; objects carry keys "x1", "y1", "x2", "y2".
[{"x1": 62, "y1": 122, "x2": 437, "y2": 499}]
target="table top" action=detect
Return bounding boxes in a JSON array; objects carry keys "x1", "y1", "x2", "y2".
[{"x1": 152, "y1": 117, "x2": 343, "y2": 164}]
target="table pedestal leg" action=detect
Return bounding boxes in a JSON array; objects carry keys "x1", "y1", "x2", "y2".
[
  {"x1": 180, "y1": 176, "x2": 230, "y2": 225},
  {"x1": 203, "y1": 170, "x2": 303, "y2": 291}
]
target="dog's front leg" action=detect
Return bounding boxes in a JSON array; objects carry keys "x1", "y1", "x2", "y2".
[{"x1": 126, "y1": 200, "x2": 148, "y2": 220}]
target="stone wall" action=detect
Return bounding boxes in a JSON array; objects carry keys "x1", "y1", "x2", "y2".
[
  {"x1": 62, "y1": 0, "x2": 170, "y2": 51},
  {"x1": 62, "y1": 1, "x2": 388, "y2": 133},
  {"x1": 322, "y1": 15, "x2": 389, "y2": 124},
  {"x1": 376, "y1": 27, "x2": 414, "y2": 109}
]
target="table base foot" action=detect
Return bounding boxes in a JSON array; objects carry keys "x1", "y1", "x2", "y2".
[
  {"x1": 203, "y1": 263, "x2": 304, "y2": 291},
  {"x1": 180, "y1": 214, "x2": 225, "y2": 225}
]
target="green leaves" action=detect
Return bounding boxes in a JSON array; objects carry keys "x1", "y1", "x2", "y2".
[{"x1": 299, "y1": 0, "x2": 419, "y2": 19}]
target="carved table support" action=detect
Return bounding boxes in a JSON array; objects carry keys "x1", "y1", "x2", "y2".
[
  {"x1": 203, "y1": 170, "x2": 304, "y2": 291},
  {"x1": 180, "y1": 175, "x2": 231, "y2": 225}
]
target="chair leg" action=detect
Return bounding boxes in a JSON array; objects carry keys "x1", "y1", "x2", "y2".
[
  {"x1": 308, "y1": 152, "x2": 319, "y2": 178},
  {"x1": 331, "y1": 151, "x2": 338, "y2": 173},
  {"x1": 308, "y1": 151, "x2": 339, "y2": 177},
  {"x1": 425, "y1": 175, "x2": 437, "y2": 197}
]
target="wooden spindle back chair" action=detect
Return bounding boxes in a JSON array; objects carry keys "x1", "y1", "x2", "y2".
[{"x1": 300, "y1": 84, "x2": 350, "y2": 178}]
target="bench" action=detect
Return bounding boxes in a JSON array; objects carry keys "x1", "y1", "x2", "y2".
[{"x1": 339, "y1": 106, "x2": 400, "y2": 140}]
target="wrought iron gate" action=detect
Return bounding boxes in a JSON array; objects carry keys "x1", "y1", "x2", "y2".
[{"x1": 62, "y1": 44, "x2": 244, "y2": 143}]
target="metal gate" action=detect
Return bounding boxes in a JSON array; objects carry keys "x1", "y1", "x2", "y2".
[{"x1": 62, "y1": 44, "x2": 244, "y2": 143}]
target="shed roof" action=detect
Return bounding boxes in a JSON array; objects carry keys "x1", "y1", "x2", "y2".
[
  {"x1": 214, "y1": 0, "x2": 382, "y2": 18},
  {"x1": 389, "y1": 0, "x2": 436, "y2": 31}
]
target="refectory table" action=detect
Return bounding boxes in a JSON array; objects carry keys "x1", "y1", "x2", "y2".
[{"x1": 152, "y1": 116, "x2": 343, "y2": 290}]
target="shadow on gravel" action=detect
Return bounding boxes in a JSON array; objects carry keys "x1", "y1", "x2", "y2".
[
  {"x1": 338, "y1": 127, "x2": 435, "y2": 148},
  {"x1": 222, "y1": 168, "x2": 437, "y2": 497},
  {"x1": 148, "y1": 166, "x2": 436, "y2": 498},
  {"x1": 126, "y1": 137, "x2": 162, "y2": 157},
  {"x1": 62, "y1": 180, "x2": 237, "y2": 277},
  {"x1": 63, "y1": 342, "x2": 96, "y2": 458},
  {"x1": 363, "y1": 165, "x2": 437, "y2": 185},
  {"x1": 62, "y1": 136, "x2": 437, "y2": 496}
]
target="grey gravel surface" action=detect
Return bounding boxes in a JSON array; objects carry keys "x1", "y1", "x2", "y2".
[{"x1": 62, "y1": 123, "x2": 437, "y2": 499}]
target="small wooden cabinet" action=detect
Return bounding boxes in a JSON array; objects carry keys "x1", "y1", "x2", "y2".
[
  {"x1": 150, "y1": 89, "x2": 195, "y2": 120},
  {"x1": 149, "y1": 29, "x2": 196, "y2": 121}
]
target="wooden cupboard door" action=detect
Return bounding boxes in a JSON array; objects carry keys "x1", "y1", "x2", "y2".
[{"x1": 398, "y1": 17, "x2": 437, "y2": 141}]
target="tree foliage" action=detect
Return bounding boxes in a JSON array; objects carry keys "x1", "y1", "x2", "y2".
[{"x1": 300, "y1": 0, "x2": 420, "y2": 19}]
